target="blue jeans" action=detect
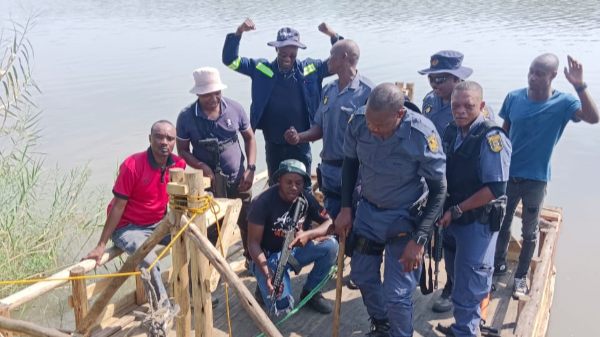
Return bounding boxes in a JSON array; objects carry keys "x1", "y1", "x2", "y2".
[
  {"x1": 444, "y1": 221, "x2": 498, "y2": 337},
  {"x1": 111, "y1": 222, "x2": 171, "y2": 307},
  {"x1": 494, "y1": 178, "x2": 547, "y2": 278},
  {"x1": 265, "y1": 142, "x2": 311, "y2": 186},
  {"x1": 249, "y1": 238, "x2": 338, "y2": 316}
]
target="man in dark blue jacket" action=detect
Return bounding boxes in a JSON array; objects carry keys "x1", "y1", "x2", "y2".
[{"x1": 222, "y1": 18, "x2": 342, "y2": 184}]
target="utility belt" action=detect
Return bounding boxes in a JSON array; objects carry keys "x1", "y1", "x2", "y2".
[
  {"x1": 446, "y1": 196, "x2": 507, "y2": 232},
  {"x1": 362, "y1": 197, "x2": 425, "y2": 218}
]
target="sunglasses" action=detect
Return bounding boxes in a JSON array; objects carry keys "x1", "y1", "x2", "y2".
[{"x1": 428, "y1": 76, "x2": 449, "y2": 84}]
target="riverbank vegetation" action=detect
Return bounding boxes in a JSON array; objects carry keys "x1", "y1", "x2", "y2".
[{"x1": 0, "y1": 14, "x2": 106, "y2": 298}]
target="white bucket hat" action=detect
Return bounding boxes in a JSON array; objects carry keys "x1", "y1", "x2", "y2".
[{"x1": 189, "y1": 67, "x2": 228, "y2": 95}]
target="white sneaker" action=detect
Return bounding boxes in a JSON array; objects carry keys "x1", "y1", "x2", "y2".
[{"x1": 513, "y1": 276, "x2": 529, "y2": 299}]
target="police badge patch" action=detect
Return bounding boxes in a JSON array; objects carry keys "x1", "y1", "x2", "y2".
[
  {"x1": 487, "y1": 134, "x2": 503, "y2": 152},
  {"x1": 226, "y1": 118, "x2": 232, "y2": 127},
  {"x1": 424, "y1": 104, "x2": 433, "y2": 114},
  {"x1": 427, "y1": 134, "x2": 439, "y2": 153}
]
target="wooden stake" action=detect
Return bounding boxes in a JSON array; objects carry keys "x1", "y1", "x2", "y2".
[
  {"x1": 134, "y1": 268, "x2": 147, "y2": 305},
  {"x1": 75, "y1": 216, "x2": 174, "y2": 335},
  {"x1": 186, "y1": 220, "x2": 283, "y2": 337},
  {"x1": 0, "y1": 304, "x2": 13, "y2": 337},
  {"x1": 0, "y1": 316, "x2": 70, "y2": 337},
  {"x1": 170, "y1": 171, "x2": 192, "y2": 337},
  {"x1": 332, "y1": 236, "x2": 346, "y2": 337},
  {"x1": 70, "y1": 266, "x2": 89, "y2": 330},
  {"x1": 186, "y1": 171, "x2": 211, "y2": 337},
  {"x1": 209, "y1": 199, "x2": 242, "y2": 292}
]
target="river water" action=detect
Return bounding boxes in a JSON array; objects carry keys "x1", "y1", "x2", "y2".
[{"x1": 1, "y1": 0, "x2": 599, "y2": 335}]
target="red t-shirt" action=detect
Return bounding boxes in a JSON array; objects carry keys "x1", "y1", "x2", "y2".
[{"x1": 108, "y1": 148, "x2": 186, "y2": 229}]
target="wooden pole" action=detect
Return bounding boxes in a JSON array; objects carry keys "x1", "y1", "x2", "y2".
[
  {"x1": 0, "y1": 304, "x2": 13, "y2": 337},
  {"x1": 186, "y1": 171, "x2": 212, "y2": 337},
  {"x1": 186, "y1": 220, "x2": 283, "y2": 337},
  {"x1": 134, "y1": 268, "x2": 148, "y2": 305},
  {"x1": 75, "y1": 216, "x2": 174, "y2": 335},
  {"x1": 0, "y1": 316, "x2": 70, "y2": 337},
  {"x1": 70, "y1": 266, "x2": 89, "y2": 330},
  {"x1": 169, "y1": 169, "x2": 192, "y2": 337},
  {"x1": 331, "y1": 236, "x2": 345, "y2": 337},
  {"x1": 406, "y1": 83, "x2": 415, "y2": 102}
]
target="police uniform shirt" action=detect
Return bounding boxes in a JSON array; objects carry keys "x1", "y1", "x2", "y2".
[
  {"x1": 422, "y1": 91, "x2": 495, "y2": 137},
  {"x1": 176, "y1": 97, "x2": 250, "y2": 183},
  {"x1": 452, "y1": 114, "x2": 512, "y2": 184},
  {"x1": 343, "y1": 107, "x2": 446, "y2": 211},
  {"x1": 314, "y1": 72, "x2": 374, "y2": 193}
]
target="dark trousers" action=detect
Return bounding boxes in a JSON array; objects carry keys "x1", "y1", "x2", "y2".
[
  {"x1": 227, "y1": 183, "x2": 252, "y2": 259},
  {"x1": 494, "y1": 178, "x2": 547, "y2": 278},
  {"x1": 265, "y1": 142, "x2": 311, "y2": 185}
]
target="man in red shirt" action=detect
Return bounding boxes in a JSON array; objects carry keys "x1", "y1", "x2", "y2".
[{"x1": 83, "y1": 120, "x2": 186, "y2": 308}]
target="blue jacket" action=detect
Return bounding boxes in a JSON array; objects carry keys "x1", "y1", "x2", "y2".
[{"x1": 222, "y1": 33, "x2": 342, "y2": 130}]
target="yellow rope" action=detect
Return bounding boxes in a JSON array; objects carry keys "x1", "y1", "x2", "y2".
[{"x1": 0, "y1": 193, "x2": 234, "y2": 335}]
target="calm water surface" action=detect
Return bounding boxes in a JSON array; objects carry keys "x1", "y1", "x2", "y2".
[{"x1": 1, "y1": 0, "x2": 599, "y2": 335}]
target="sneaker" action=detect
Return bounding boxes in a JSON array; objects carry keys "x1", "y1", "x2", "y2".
[
  {"x1": 366, "y1": 317, "x2": 391, "y2": 337},
  {"x1": 432, "y1": 281, "x2": 453, "y2": 313},
  {"x1": 494, "y1": 261, "x2": 507, "y2": 275},
  {"x1": 255, "y1": 285, "x2": 264, "y2": 305},
  {"x1": 512, "y1": 276, "x2": 529, "y2": 299},
  {"x1": 300, "y1": 288, "x2": 332, "y2": 314}
]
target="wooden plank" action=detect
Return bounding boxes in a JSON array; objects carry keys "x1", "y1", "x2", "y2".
[
  {"x1": 167, "y1": 182, "x2": 188, "y2": 195},
  {"x1": 70, "y1": 266, "x2": 89, "y2": 330},
  {"x1": 507, "y1": 236, "x2": 522, "y2": 262},
  {"x1": 535, "y1": 267, "x2": 556, "y2": 337},
  {"x1": 96, "y1": 292, "x2": 136, "y2": 327},
  {"x1": 209, "y1": 199, "x2": 243, "y2": 292},
  {"x1": 92, "y1": 307, "x2": 139, "y2": 337}
]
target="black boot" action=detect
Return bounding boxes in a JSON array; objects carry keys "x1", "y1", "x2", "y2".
[
  {"x1": 366, "y1": 317, "x2": 391, "y2": 337},
  {"x1": 300, "y1": 288, "x2": 332, "y2": 314}
]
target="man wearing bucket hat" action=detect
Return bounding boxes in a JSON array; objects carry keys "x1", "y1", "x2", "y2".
[
  {"x1": 246, "y1": 159, "x2": 338, "y2": 315},
  {"x1": 176, "y1": 67, "x2": 257, "y2": 267},
  {"x1": 419, "y1": 51, "x2": 495, "y2": 137},
  {"x1": 418, "y1": 51, "x2": 495, "y2": 314},
  {"x1": 222, "y1": 18, "x2": 343, "y2": 184}
]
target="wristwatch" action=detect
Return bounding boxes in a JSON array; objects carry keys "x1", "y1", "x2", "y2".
[
  {"x1": 413, "y1": 235, "x2": 427, "y2": 246},
  {"x1": 450, "y1": 205, "x2": 463, "y2": 220},
  {"x1": 575, "y1": 82, "x2": 588, "y2": 93},
  {"x1": 247, "y1": 164, "x2": 256, "y2": 171}
]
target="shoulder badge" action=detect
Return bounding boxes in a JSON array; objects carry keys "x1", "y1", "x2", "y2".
[
  {"x1": 487, "y1": 133, "x2": 503, "y2": 152},
  {"x1": 483, "y1": 106, "x2": 490, "y2": 119},
  {"x1": 348, "y1": 113, "x2": 355, "y2": 124},
  {"x1": 427, "y1": 133, "x2": 439, "y2": 153},
  {"x1": 323, "y1": 95, "x2": 328, "y2": 105},
  {"x1": 424, "y1": 103, "x2": 433, "y2": 114}
]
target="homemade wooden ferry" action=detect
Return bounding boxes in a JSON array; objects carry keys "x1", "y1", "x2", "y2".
[{"x1": 0, "y1": 82, "x2": 562, "y2": 337}]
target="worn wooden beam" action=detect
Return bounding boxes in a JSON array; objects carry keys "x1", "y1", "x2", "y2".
[
  {"x1": 186, "y1": 171, "x2": 211, "y2": 337},
  {"x1": 332, "y1": 237, "x2": 346, "y2": 337},
  {"x1": 0, "y1": 315, "x2": 70, "y2": 337},
  {"x1": 70, "y1": 266, "x2": 89, "y2": 330},
  {"x1": 530, "y1": 257, "x2": 542, "y2": 283},
  {"x1": 75, "y1": 216, "x2": 174, "y2": 335},
  {"x1": 134, "y1": 268, "x2": 147, "y2": 306},
  {"x1": 0, "y1": 303, "x2": 13, "y2": 337},
  {"x1": 186, "y1": 221, "x2": 283, "y2": 337},
  {"x1": 209, "y1": 199, "x2": 243, "y2": 292}
]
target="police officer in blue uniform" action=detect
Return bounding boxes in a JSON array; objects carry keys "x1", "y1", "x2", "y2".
[
  {"x1": 282, "y1": 39, "x2": 374, "y2": 219},
  {"x1": 418, "y1": 51, "x2": 495, "y2": 313},
  {"x1": 419, "y1": 51, "x2": 495, "y2": 136},
  {"x1": 435, "y1": 81, "x2": 511, "y2": 337},
  {"x1": 336, "y1": 83, "x2": 447, "y2": 337},
  {"x1": 222, "y1": 18, "x2": 343, "y2": 184}
]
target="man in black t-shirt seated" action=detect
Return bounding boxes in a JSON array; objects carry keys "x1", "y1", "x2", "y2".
[{"x1": 247, "y1": 159, "x2": 338, "y2": 316}]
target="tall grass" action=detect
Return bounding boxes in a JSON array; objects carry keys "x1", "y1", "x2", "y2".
[{"x1": 0, "y1": 14, "x2": 107, "y2": 298}]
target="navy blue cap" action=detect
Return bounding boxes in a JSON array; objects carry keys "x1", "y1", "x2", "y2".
[
  {"x1": 271, "y1": 159, "x2": 311, "y2": 186},
  {"x1": 417, "y1": 50, "x2": 473, "y2": 79},
  {"x1": 267, "y1": 27, "x2": 307, "y2": 49}
]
